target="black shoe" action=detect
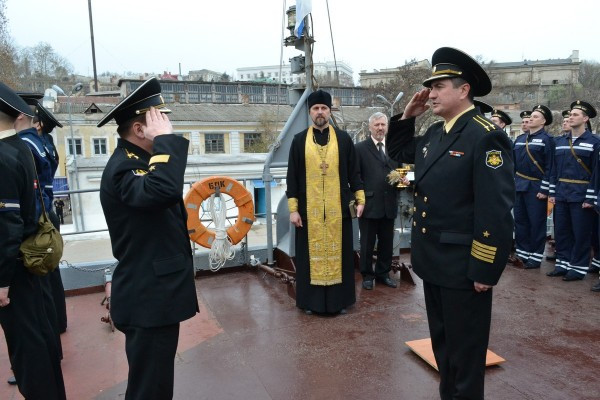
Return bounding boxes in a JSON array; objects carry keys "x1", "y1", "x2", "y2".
[
  {"x1": 524, "y1": 261, "x2": 541, "y2": 270},
  {"x1": 339, "y1": 308, "x2": 347, "y2": 315},
  {"x1": 547, "y1": 268, "x2": 567, "y2": 277},
  {"x1": 563, "y1": 271, "x2": 584, "y2": 281},
  {"x1": 589, "y1": 265, "x2": 600, "y2": 274},
  {"x1": 304, "y1": 309, "x2": 313, "y2": 315},
  {"x1": 362, "y1": 279, "x2": 374, "y2": 290},
  {"x1": 591, "y1": 281, "x2": 600, "y2": 292},
  {"x1": 377, "y1": 276, "x2": 398, "y2": 288},
  {"x1": 7, "y1": 376, "x2": 16, "y2": 385}
]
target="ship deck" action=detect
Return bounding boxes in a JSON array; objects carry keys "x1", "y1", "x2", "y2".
[{"x1": 1, "y1": 253, "x2": 599, "y2": 400}]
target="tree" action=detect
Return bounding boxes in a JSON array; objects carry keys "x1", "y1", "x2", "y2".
[
  {"x1": 220, "y1": 72, "x2": 230, "y2": 82},
  {"x1": 16, "y1": 42, "x2": 73, "y2": 79},
  {"x1": 245, "y1": 111, "x2": 280, "y2": 153},
  {"x1": 0, "y1": 0, "x2": 18, "y2": 87},
  {"x1": 363, "y1": 59, "x2": 439, "y2": 135}
]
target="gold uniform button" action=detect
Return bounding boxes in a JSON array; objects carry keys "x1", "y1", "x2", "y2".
[
  {"x1": 413, "y1": 221, "x2": 416, "y2": 226},
  {"x1": 422, "y1": 227, "x2": 426, "y2": 234},
  {"x1": 415, "y1": 192, "x2": 418, "y2": 197},
  {"x1": 413, "y1": 207, "x2": 417, "y2": 212},
  {"x1": 424, "y1": 196, "x2": 428, "y2": 203},
  {"x1": 422, "y1": 211, "x2": 426, "y2": 218}
]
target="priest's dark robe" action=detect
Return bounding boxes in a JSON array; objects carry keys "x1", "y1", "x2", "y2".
[{"x1": 286, "y1": 126, "x2": 364, "y2": 313}]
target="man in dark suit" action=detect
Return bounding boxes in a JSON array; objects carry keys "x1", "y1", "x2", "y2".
[
  {"x1": 387, "y1": 48, "x2": 515, "y2": 400},
  {"x1": 99, "y1": 77, "x2": 199, "y2": 400},
  {"x1": 356, "y1": 112, "x2": 398, "y2": 289}
]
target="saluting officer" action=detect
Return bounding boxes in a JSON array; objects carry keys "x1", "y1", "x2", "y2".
[
  {"x1": 99, "y1": 77, "x2": 198, "y2": 400},
  {"x1": 0, "y1": 82, "x2": 66, "y2": 399},
  {"x1": 548, "y1": 101, "x2": 600, "y2": 281},
  {"x1": 387, "y1": 47, "x2": 515, "y2": 400},
  {"x1": 512, "y1": 105, "x2": 555, "y2": 269}
]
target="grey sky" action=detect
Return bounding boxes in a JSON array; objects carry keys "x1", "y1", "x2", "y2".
[{"x1": 5, "y1": 0, "x2": 600, "y2": 83}]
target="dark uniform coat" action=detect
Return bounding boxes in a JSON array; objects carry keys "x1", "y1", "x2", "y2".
[
  {"x1": 387, "y1": 108, "x2": 515, "y2": 289},
  {"x1": 100, "y1": 135, "x2": 198, "y2": 328},
  {"x1": 0, "y1": 136, "x2": 66, "y2": 400},
  {"x1": 286, "y1": 127, "x2": 363, "y2": 313}
]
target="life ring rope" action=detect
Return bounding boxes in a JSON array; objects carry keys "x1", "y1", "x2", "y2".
[{"x1": 184, "y1": 176, "x2": 255, "y2": 249}]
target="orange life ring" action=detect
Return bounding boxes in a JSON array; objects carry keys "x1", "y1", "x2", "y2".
[{"x1": 184, "y1": 176, "x2": 255, "y2": 248}]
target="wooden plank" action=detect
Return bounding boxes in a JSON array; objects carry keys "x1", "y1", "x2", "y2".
[{"x1": 405, "y1": 338, "x2": 506, "y2": 371}]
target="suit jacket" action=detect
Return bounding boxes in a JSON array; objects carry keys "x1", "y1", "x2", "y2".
[
  {"x1": 100, "y1": 135, "x2": 198, "y2": 328},
  {"x1": 355, "y1": 138, "x2": 398, "y2": 219},
  {"x1": 387, "y1": 108, "x2": 515, "y2": 289}
]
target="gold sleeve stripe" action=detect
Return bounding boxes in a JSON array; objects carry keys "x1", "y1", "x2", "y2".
[
  {"x1": 355, "y1": 190, "x2": 366, "y2": 205},
  {"x1": 471, "y1": 249, "x2": 495, "y2": 263},
  {"x1": 149, "y1": 154, "x2": 170, "y2": 164},
  {"x1": 288, "y1": 198, "x2": 299, "y2": 213},
  {"x1": 472, "y1": 240, "x2": 497, "y2": 252},
  {"x1": 472, "y1": 245, "x2": 496, "y2": 257}
]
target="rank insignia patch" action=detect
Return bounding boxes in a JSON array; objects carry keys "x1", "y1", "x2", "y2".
[
  {"x1": 485, "y1": 150, "x2": 503, "y2": 169},
  {"x1": 132, "y1": 169, "x2": 148, "y2": 176}
]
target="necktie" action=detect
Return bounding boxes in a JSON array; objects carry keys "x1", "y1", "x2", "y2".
[{"x1": 377, "y1": 142, "x2": 386, "y2": 162}]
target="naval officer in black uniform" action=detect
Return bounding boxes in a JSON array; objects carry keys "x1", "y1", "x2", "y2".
[
  {"x1": 0, "y1": 82, "x2": 66, "y2": 399},
  {"x1": 387, "y1": 48, "x2": 515, "y2": 400},
  {"x1": 99, "y1": 77, "x2": 198, "y2": 400}
]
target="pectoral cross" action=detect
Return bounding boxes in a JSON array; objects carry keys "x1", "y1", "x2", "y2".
[{"x1": 320, "y1": 161, "x2": 329, "y2": 175}]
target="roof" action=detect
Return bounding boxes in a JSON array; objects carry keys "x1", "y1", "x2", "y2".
[{"x1": 489, "y1": 58, "x2": 579, "y2": 69}]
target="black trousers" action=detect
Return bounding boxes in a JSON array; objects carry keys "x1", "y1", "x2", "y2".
[
  {"x1": 0, "y1": 266, "x2": 66, "y2": 400},
  {"x1": 115, "y1": 322, "x2": 181, "y2": 400},
  {"x1": 358, "y1": 217, "x2": 394, "y2": 280},
  {"x1": 423, "y1": 281, "x2": 492, "y2": 400}
]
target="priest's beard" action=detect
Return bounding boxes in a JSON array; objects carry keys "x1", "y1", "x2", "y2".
[{"x1": 313, "y1": 116, "x2": 328, "y2": 128}]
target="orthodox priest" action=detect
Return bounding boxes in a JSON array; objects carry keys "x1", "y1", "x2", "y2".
[{"x1": 286, "y1": 90, "x2": 365, "y2": 315}]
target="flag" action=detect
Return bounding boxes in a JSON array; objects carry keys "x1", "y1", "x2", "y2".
[{"x1": 294, "y1": 0, "x2": 312, "y2": 37}]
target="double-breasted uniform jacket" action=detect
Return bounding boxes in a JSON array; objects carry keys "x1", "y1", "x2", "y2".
[
  {"x1": 355, "y1": 138, "x2": 398, "y2": 219},
  {"x1": 387, "y1": 108, "x2": 515, "y2": 289},
  {"x1": 100, "y1": 135, "x2": 198, "y2": 328}
]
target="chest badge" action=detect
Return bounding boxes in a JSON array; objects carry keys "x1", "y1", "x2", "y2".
[
  {"x1": 449, "y1": 150, "x2": 464, "y2": 157},
  {"x1": 485, "y1": 150, "x2": 503, "y2": 169},
  {"x1": 422, "y1": 142, "x2": 430, "y2": 158}
]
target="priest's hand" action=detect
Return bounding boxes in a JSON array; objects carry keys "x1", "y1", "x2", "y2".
[
  {"x1": 356, "y1": 204, "x2": 364, "y2": 218},
  {"x1": 290, "y1": 211, "x2": 303, "y2": 228}
]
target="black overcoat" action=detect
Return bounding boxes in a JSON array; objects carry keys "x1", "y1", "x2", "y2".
[
  {"x1": 387, "y1": 109, "x2": 515, "y2": 289},
  {"x1": 100, "y1": 135, "x2": 198, "y2": 328}
]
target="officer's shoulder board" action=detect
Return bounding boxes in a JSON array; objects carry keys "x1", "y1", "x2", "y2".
[{"x1": 471, "y1": 115, "x2": 496, "y2": 133}]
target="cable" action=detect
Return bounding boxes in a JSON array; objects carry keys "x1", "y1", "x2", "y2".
[
  {"x1": 325, "y1": 0, "x2": 346, "y2": 127},
  {"x1": 207, "y1": 193, "x2": 235, "y2": 272}
]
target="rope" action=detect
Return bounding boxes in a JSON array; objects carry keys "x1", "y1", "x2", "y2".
[{"x1": 207, "y1": 193, "x2": 235, "y2": 272}]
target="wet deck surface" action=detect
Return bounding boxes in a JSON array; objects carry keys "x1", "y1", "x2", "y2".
[{"x1": 2, "y1": 254, "x2": 599, "y2": 399}]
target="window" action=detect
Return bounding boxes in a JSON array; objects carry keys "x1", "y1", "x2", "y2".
[
  {"x1": 66, "y1": 138, "x2": 82, "y2": 156},
  {"x1": 244, "y1": 133, "x2": 261, "y2": 150},
  {"x1": 205, "y1": 133, "x2": 224, "y2": 153},
  {"x1": 93, "y1": 138, "x2": 107, "y2": 155}
]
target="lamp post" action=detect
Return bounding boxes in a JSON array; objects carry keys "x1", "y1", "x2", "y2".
[
  {"x1": 52, "y1": 83, "x2": 84, "y2": 231},
  {"x1": 376, "y1": 91, "x2": 404, "y2": 118}
]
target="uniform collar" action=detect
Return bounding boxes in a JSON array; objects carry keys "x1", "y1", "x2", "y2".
[
  {"x1": 444, "y1": 105, "x2": 475, "y2": 133},
  {"x1": 117, "y1": 138, "x2": 151, "y2": 162},
  {"x1": 0, "y1": 128, "x2": 16, "y2": 139}
]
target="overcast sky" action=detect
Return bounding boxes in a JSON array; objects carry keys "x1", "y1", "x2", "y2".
[{"x1": 5, "y1": 0, "x2": 600, "y2": 83}]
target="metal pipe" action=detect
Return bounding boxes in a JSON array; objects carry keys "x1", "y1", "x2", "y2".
[{"x1": 88, "y1": 0, "x2": 99, "y2": 92}]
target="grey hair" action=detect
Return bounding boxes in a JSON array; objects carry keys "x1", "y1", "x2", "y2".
[{"x1": 368, "y1": 112, "x2": 388, "y2": 125}]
